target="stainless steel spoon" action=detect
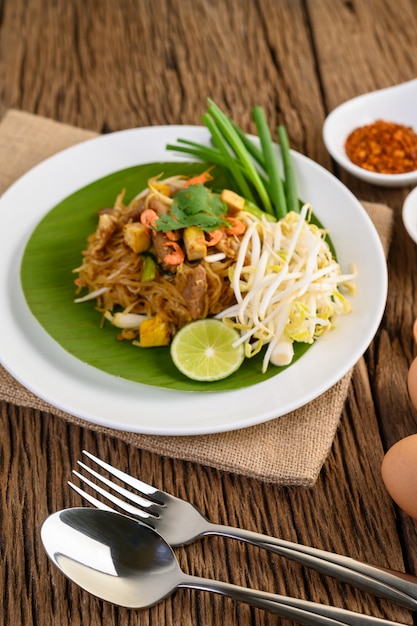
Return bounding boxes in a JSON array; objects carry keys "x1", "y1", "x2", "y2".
[{"x1": 40, "y1": 508, "x2": 405, "y2": 626}]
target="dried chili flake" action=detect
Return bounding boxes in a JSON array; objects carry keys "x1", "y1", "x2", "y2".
[{"x1": 345, "y1": 120, "x2": 417, "y2": 174}]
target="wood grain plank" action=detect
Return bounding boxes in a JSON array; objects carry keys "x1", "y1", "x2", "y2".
[
  {"x1": 1, "y1": 398, "x2": 413, "y2": 625},
  {"x1": 1, "y1": 0, "x2": 417, "y2": 625}
]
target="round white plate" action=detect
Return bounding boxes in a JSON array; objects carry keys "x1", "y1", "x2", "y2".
[{"x1": 0, "y1": 125, "x2": 387, "y2": 435}]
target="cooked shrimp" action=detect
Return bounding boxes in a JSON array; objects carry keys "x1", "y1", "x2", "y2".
[
  {"x1": 225, "y1": 217, "x2": 246, "y2": 236},
  {"x1": 163, "y1": 241, "x2": 185, "y2": 265},
  {"x1": 140, "y1": 209, "x2": 158, "y2": 228},
  {"x1": 205, "y1": 230, "x2": 224, "y2": 247}
]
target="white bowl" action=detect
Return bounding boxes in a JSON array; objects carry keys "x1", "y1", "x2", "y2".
[
  {"x1": 403, "y1": 186, "x2": 417, "y2": 244},
  {"x1": 323, "y1": 79, "x2": 417, "y2": 187}
]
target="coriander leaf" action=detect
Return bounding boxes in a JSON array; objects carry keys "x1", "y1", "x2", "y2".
[
  {"x1": 175, "y1": 183, "x2": 223, "y2": 215},
  {"x1": 155, "y1": 184, "x2": 229, "y2": 232}
]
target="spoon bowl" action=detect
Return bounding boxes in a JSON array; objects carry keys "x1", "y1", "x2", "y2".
[
  {"x1": 40, "y1": 508, "x2": 400, "y2": 625},
  {"x1": 323, "y1": 79, "x2": 417, "y2": 187},
  {"x1": 41, "y1": 507, "x2": 179, "y2": 608}
]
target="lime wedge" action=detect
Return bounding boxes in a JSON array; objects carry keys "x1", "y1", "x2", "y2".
[{"x1": 170, "y1": 319, "x2": 244, "y2": 382}]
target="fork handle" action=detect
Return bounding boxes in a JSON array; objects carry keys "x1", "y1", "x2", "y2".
[
  {"x1": 182, "y1": 574, "x2": 405, "y2": 626},
  {"x1": 206, "y1": 524, "x2": 417, "y2": 611}
]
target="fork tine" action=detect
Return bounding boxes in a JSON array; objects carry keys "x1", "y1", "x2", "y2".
[
  {"x1": 82, "y1": 450, "x2": 163, "y2": 501},
  {"x1": 68, "y1": 481, "x2": 119, "y2": 513},
  {"x1": 70, "y1": 470, "x2": 157, "y2": 521},
  {"x1": 76, "y1": 461, "x2": 158, "y2": 512}
]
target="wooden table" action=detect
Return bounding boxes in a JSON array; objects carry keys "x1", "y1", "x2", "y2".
[{"x1": 2, "y1": 1, "x2": 417, "y2": 624}]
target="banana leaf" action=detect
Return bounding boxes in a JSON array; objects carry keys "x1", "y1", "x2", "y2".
[{"x1": 21, "y1": 162, "x2": 311, "y2": 392}]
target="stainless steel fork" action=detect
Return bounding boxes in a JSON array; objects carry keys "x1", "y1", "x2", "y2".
[{"x1": 69, "y1": 450, "x2": 417, "y2": 612}]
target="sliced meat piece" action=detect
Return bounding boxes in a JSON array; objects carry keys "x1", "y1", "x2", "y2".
[
  {"x1": 182, "y1": 264, "x2": 208, "y2": 320},
  {"x1": 92, "y1": 213, "x2": 118, "y2": 250}
]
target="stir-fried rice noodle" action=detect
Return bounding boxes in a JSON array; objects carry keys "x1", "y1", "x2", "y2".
[
  {"x1": 73, "y1": 175, "x2": 355, "y2": 371},
  {"x1": 73, "y1": 175, "x2": 239, "y2": 338}
]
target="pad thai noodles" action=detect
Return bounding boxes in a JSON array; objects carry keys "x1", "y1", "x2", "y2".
[{"x1": 73, "y1": 171, "x2": 355, "y2": 372}]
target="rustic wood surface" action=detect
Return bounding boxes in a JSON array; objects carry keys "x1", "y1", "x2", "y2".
[{"x1": 2, "y1": 0, "x2": 417, "y2": 624}]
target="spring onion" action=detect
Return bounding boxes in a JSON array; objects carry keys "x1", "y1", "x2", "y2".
[
  {"x1": 201, "y1": 111, "x2": 257, "y2": 205},
  {"x1": 167, "y1": 99, "x2": 298, "y2": 221},
  {"x1": 205, "y1": 100, "x2": 274, "y2": 215},
  {"x1": 252, "y1": 106, "x2": 287, "y2": 219},
  {"x1": 230, "y1": 120, "x2": 266, "y2": 169},
  {"x1": 277, "y1": 125, "x2": 299, "y2": 214},
  {"x1": 165, "y1": 139, "x2": 228, "y2": 168},
  {"x1": 141, "y1": 255, "x2": 157, "y2": 281}
]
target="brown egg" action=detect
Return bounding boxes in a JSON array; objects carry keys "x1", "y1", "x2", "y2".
[
  {"x1": 381, "y1": 434, "x2": 417, "y2": 519},
  {"x1": 408, "y1": 356, "x2": 417, "y2": 410}
]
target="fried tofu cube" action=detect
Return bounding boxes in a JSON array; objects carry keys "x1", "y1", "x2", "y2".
[
  {"x1": 123, "y1": 222, "x2": 151, "y2": 253},
  {"x1": 139, "y1": 314, "x2": 171, "y2": 347},
  {"x1": 220, "y1": 189, "x2": 245, "y2": 213},
  {"x1": 183, "y1": 226, "x2": 207, "y2": 261}
]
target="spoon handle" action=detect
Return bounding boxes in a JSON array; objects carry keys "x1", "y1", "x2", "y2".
[
  {"x1": 205, "y1": 523, "x2": 417, "y2": 611},
  {"x1": 182, "y1": 574, "x2": 404, "y2": 626}
]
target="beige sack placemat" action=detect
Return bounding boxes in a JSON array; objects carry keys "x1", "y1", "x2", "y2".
[{"x1": 0, "y1": 109, "x2": 393, "y2": 486}]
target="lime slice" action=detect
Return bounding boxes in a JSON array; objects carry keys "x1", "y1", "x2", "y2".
[{"x1": 170, "y1": 319, "x2": 244, "y2": 382}]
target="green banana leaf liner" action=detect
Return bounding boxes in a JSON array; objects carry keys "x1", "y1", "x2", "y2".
[{"x1": 21, "y1": 162, "x2": 313, "y2": 392}]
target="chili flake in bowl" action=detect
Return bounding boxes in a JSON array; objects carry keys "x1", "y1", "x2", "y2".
[
  {"x1": 345, "y1": 120, "x2": 417, "y2": 175},
  {"x1": 323, "y1": 79, "x2": 417, "y2": 187}
]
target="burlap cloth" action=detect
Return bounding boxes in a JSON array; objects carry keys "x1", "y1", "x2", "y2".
[{"x1": 0, "y1": 110, "x2": 393, "y2": 486}]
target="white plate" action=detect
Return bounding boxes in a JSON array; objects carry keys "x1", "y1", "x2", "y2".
[
  {"x1": 323, "y1": 79, "x2": 417, "y2": 187},
  {"x1": 0, "y1": 125, "x2": 387, "y2": 435},
  {"x1": 403, "y1": 186, "x2": 417, "y2": 244}
]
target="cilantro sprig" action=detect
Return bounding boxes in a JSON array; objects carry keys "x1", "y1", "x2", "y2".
[{"x1": 155, "y1": 184, "x2": 230, "y2": 232}]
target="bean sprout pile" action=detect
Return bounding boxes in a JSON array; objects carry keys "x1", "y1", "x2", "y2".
[{"x1": 218, "y1": 203, "x2": 356, "y2": 372}]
